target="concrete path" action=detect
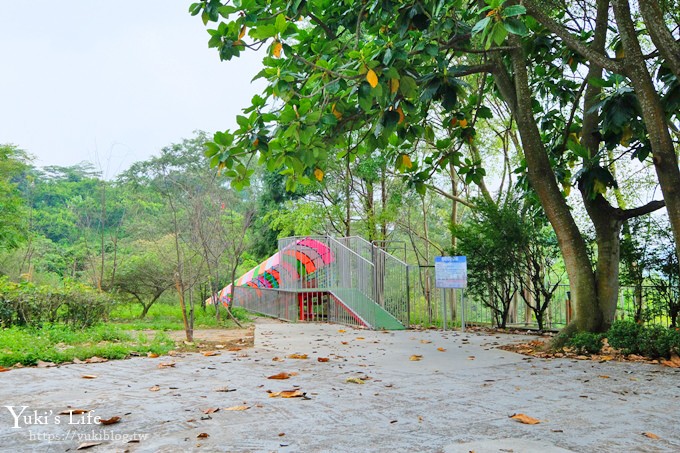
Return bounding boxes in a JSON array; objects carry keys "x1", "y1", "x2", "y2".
[{"x1": 1, "y1": 321, "x2": 679, "y2": 452}]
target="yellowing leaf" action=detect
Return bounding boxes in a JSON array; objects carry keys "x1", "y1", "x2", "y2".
[
  {"x1": 459, "y1": 118, "x2": 468, "y2": 128},
  {"x1": 437, "y1": 347, "x2": 446, "y2": 352},
  {"x1": 239, "y1": 25, "x2": 246, "y2": 39},
  {"x1": 346, "y1": 377, "x2": 365, "y2": 384},
  {"x1": 338, "y1": 329, "x2": 346, "y2": 333},
  {"x1": 397, "y1": 106, "x2": 405, "y2": 124},
  {"x1": 355, "y1": 337, "x2": 365, "y2": 340},
  {"x1": 409, "y1": 354, "x2": 423, "y2": 361},
  {"x1": 314, "y1": 168, "x2": 324, "y2": 181},
  {"x1": 332, "y1": 104, "x2": 342, "y2": 120},
  {"x1": 269, "y1": 389, "x2": 304, "y2": 398},
  {"x1": 510, "y1": 413, "x2": 540, "y2": 425},
  {"x1": 147, "y1": 352, "x2": 159, "y2": 358},
  {"x1": 273, "y1": 41, "x2": 283, "y2": 58},
  {"x1": 366, "y1": 69, "x2": 379, "y2": 88},
  {"x1": 598, "y1": 375, "x2": 610, "y2": 379},
  {"x1": 225, "y1": 405, "x2": 250, "y2": 411},
  {"x1": 402, "y1": 154, "x2": 413, "y2": 169},
  {"x1": 389, "y1": 78, "x2": 400, "y2": 94},
  {"x1": 288, "y1": 353, "x2": 308, "y2": 359},
  {"x1": 642, "y1": 432, "x2": 660, "y2": 439}
]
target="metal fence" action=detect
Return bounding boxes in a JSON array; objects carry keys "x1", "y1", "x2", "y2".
[
  {"x1": 408, "y1": 264, "x2": 679, "y2": 330},
  {"x1": 231, "y1": 286, "x2": 298, "y2": 322}
]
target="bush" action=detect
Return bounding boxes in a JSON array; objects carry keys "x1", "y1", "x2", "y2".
[
  {"x1": 0, "y1": 278, "x2": 116, "y2": 328},
  {"x1": 606, "y1": 321, "x2": 680, "y2": 359},
  {"x1": 567, "y1": 332, "x2": 604, "y2": 354},
  {"x1": 606, "y1": 320, "x2": 643, "y2": 355}
]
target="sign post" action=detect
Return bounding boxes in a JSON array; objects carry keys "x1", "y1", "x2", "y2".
[{"x1": 434, "y1": 256, "x2": 467, "y2": 332}]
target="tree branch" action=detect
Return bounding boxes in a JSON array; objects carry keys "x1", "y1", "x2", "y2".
[{"x1": 620, "y1": 200, "x2": 666, "y2": 220}]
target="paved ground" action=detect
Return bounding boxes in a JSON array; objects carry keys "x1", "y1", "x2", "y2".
[{"x1": 1, "y1": 321, "x2": 679, "y2": 452}]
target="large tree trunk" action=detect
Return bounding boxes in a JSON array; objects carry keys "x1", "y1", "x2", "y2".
[
  {"x1": 499, "y1": 39, "x2": 600, "y2": 332},
  {"x1": 612, "y1": 0, "x2": 680, "y2": 273}
]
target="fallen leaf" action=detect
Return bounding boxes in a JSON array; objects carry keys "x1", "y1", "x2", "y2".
[
  {"x1": 225, "y1": 405, "x2": 250, "y2": 411},
  {"x1": 269, "y1": 389, "x2": 304, "y2": 398},
  {"x1": 196, "y1": 433, "x2": 209, "y2": 439},
  {"x1": 203, "y1": 408, "x2": 219, "y2": 414},
  {"x1": 409, "y1": 355, "x2": 423, "y2": 361},
  {"x1": 661, "y1": 354, "x2": 680, "y2": 368},
  {"x1": 510, "y1": 413, "x2": 540, "y2": 425},
  {"x1": 288, "y1": 354, "x2": 308, "y2": 359},
  {"x1": 272, "y1": 357, "x2": 284, "y2": 362},
  {"x1": 437, "y1": 348, "x2": 446, "y2": 352},
  {"x1": 85, "y1": 356, "x2": 108, "y2": 364},
  {"x1": 346, "y1": 377, "x2": 365, "y2": 384},
  {"x1": 338, "y1": 329, "x2": 346, "y2": 333},
  {"x1": 268, "y1": 372, "x2": 291, "y2": 380},
  {"x1": 468, "y1": 356, "x2": 476, "y2": 360},
  {"x1": 149, "y1": 385, "x2": 161, "y2": 392},
  {"x1": 99, "y1": 416, "x2": 121, "y2": 425},
  {"x1": 77, "y1": 442, "x2": 102, "y2": 450},
  {"x1": 215, "y1": 344, "x2": 225, "y2": 349},
  {"x1": 59, "y1": 409, "x2": 90, "y2": 415},
  {"x1": 642, "y1": 432, "x2": 660, "y2": 439},
  {"x1": 224, "y1": 406, "x2": 250, "y2": 411},
  {"x1": 81, "y1": 375, "x2": 97, "y2": 379},
  {"x1": 147, "y1": 352, "x2": 159, "y2": 358},
  {"x1": 598, "y1": 375, "x2": 610, "y2": 379},
  {"x1": 317, "y1": 357, "x2": 330, "y2": 362},
  {"x1": 36, "y1": 360, "x2": 56, "y2": 368},
  {"x1": 341, "y1": 341, "x2": 349, "y2": 345},
  {"x1": 0, "y1": 366, "x2": 11, "y2": 372},
  {"x1": 214, "y1": 387, "x2": 234, "y2": 392},
  {"x1": 158, "y1": 362, "x2": 176, "y2": 368},
  {"x1": 228, "y1": 347, "x2": 242, "y2": 352},
  {"x1": 420, "y1": 340, "x2": 432, "y2": 344},
  {"x1": 278, "y1": 432, "x2": 285, "y2": 437},
  {"x1": 203, "y1": 351, "x2": 220, "y2": 357}
]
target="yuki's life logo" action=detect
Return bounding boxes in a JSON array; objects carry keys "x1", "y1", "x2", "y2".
[{"x1": 4, "y1": 406, "x2": 102, "y2": 429}]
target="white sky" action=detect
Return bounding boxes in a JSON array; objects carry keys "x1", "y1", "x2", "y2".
[{"x1": 0, "y1": 0, "x2": 263, "y2": 177}]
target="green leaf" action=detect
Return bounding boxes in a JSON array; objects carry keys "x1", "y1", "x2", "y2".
[
  {"x1": 502, "y1": 5, "x2": 527, "y2": 18},
  {"x1": 275, "y1": 14, "x2": 288, "y2": 34},
  {"x1": 249, "y1": 24, "x2": 278, "y2": 39},
  {"x1": 491, "y1": 22, "x2": 508, "y2": 46},
  {"x1": 471, "y1": 17, "x2": 491, "y2": 35},
  {"x1": 503, "y1": 18, "x2": 528, "y2": 37}
]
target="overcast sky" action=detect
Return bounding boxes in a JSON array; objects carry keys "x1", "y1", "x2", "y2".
[{"x1": 0, "y1": 0, "x2": 263, "y2": 177}]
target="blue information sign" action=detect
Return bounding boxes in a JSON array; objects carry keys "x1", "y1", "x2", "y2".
[{"x1": 434, "y1": 256, "x2": 467, "y2": 288}]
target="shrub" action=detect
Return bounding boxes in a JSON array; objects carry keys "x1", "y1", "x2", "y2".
[
  {"x1": 606, "y1": 320, "x2": 643, "y2": 355},
  {"x1": 567, "y1": 332, "x2": 604, "y2": 354},
  {"x1": 637, "y1": 325, "x2": 674, "y2": 359}
]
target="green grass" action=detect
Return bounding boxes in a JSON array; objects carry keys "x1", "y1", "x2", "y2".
[
  {"x1": 0, "y1": 323, "x2": 174, "y2": 367},
  {"x1": 109, "y1": 302, "x2": 251, "y2": 331}
]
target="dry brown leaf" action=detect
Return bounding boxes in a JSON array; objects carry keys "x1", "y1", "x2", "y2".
[
  {"x1": 420, "y1": 340, "x2": 432, "y2": 344},
  {"x1": 288, "y1": 354, "x2": 308, "y2": 359},
  {"x1": 147, "y1": 352, "x2": 159, "y2": 358},
  {"x1": 203, "y1": 351, "x2": 220, "y2": 357},
  {"x1": 225, "y1": 405, "x2": 250, "y2": 411},
  {"x1": 158, "y1": 362, "x2": 176, "y2": 368},
  {"x1": 661, "y1": 354, "x2": 680, "y2": 368},
  {"x1": 81, "y1": 375, "x2": 97, "y2": 379},
  {"x1": 355, "y1": 337, "x2": 365, "y2": 340},
  {"x1": 598, "y1": 375, "x2": 610, "y2": 379},
  {"x1": 269, "y1": 389, "x2": 304, "y2": 398},
  {"x1": 228, "y1": 347, "x2": 242, "y2": 352},
  {"x1": 468, "y1": 356, "x2": 476, "y2": 360},
  {"x1": 77, "y1": 442, "x2": 102, "y2": 450},
  {"x1": 510, "y1": 413, "x2": 540, "y2": 425},
  {"x1": 0, "y1": 366, "x2": 11, "y2": 372},
  {"x1": 317, "y1": 357, "x2": 330, "y2": 362},
  {"x1": 642, "y1": 432, "x2": 660, "y2": 439},
  {"x1": 341, "y1": 341, "x2": 349, "y2": 345},
  {"x1": 437, "y1": 348, "x2": 446, "y2": 352},
  {"x1": 346, "y1": 377, "x2": 365, "y2": 384},
  {"x1": 59, "y1": 409, "x2": 90, "y2": 415},
  {"x1": 99, "y1": 416, "x2": 121, "y2": 425},
  {"x1": 203, "y1": 408, "x2": 219, "y2": 414},
  {"x1": 85, "y1": 356, "x2": 107, "y2": 363},
  {"x1": 196, "y1": 433, "x2": 209, "y2": 439},
  {"x1": 36, "y1": 360, "x2": 56, "y2": 368},
  {"x1": 409, "y1": 355, "x2": 423, "y2": 361},
  {"x1": 268, "y1": 372, "x2": 291, "y2": 380},
  {"x1": 149, "y1": 385, "x2": 161, "y2": 392},
  {"x1": 272, "y1": 357, "x2": 284, "y2": 362}
]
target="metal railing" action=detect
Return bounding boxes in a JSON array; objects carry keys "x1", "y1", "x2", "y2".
[{"x1": 231, "y1": 286, "x2": 298, "y2": 322}]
